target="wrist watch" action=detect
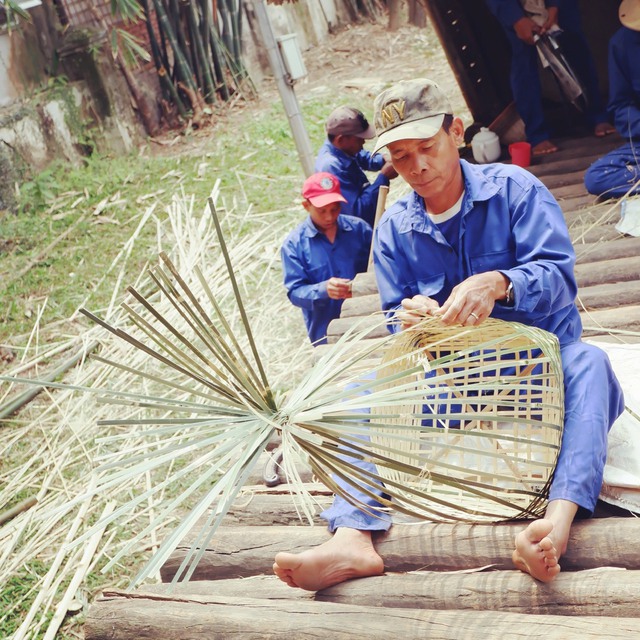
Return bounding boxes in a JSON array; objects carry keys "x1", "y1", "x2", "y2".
[{"x1": 505, "y1": 280, "x2": 514, "y2": 306}]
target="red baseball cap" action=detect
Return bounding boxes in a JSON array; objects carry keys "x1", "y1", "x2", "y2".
[{"x1": 302, "y1": 172, "x2": 347, "y2": 208}]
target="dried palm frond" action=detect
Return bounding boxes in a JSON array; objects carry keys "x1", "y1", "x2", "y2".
[{"x1": 55, "y1": 198, "x2": 565, "y2": 588}]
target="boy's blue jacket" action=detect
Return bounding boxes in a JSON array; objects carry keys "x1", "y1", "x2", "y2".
[{"x1": 282, "y1": 214, "x2": 372, "y2": 345}]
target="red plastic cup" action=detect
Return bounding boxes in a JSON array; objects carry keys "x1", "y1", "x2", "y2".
[{"x1": 509, "y1": 142, "x2": 532, "y2": 168}]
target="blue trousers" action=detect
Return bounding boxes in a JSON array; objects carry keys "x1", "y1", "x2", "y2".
[
  {"x1": 320, "y1": 341, "x2": 625, "y2": 531},
  {"x1": 584, "y1": 143, "x2": 640, "y2": 198},
  {"x1": 503, "y1": 0, "x2": 608, "y2": 146}
]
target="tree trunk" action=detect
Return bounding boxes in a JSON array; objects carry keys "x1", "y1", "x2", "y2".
[{"x1": 388, "y1": 0, "x2": 402, "y2": 31}]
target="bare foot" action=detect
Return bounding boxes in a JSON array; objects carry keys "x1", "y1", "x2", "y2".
[
  {"x1": 594, "y1": 122, "x2": 616, "y2": 137},
  {"x1": 273, "y1": 528, "x2": 384, "y2": 591},
  {"x1": 512, "y1": 518, "x2": 561, "y2": 582},
  {"x1": 532, "y1": 140, "x2": 558, "y2": 156}
]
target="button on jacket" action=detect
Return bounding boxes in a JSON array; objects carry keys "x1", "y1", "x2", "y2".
[
  {"x1": 282, "y1": 215, "x2": 372, "y2": 345},
  {"x1": 315, "y1": 141, "x2": 389, "y2": 226}
]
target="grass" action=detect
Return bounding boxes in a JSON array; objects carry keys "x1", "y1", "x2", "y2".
[
  {"x1": 0, "y1": 92, "x2": 346, "y2": 346},
  {"x1": 0, "y1": 84, "x2": 348, "y2": 639}
]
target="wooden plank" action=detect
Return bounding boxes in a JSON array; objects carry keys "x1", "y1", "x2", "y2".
[
  {"x1": 144, "y1": 567, "x2": 640, "y2": 617},
  {"x1": 85, "y1": 590, "x2": 640, "y2": 639},
  {"x1": 160, "y1": 518, "x2": 640, "y2": 582}
]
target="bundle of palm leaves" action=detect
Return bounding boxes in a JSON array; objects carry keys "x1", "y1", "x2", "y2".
[{"x1": 68, "y1": 198, "x2": 565, "y2": 587}]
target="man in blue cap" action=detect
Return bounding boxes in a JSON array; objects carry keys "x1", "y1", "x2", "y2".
[{"x1": 315, "y1": 106, "x2": 398, "y2": 227}]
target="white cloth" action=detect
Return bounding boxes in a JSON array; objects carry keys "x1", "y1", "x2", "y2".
[{"x1": 589, "y1": 341, "x2": 640, "y2": 513}]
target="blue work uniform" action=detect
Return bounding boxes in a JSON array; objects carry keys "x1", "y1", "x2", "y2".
[
  {"x1": 485, "y1": 0, "x2": 609, "y2": 146},
  {"x1": 315, "y1": 141, "x2": 389, "y2": 227},
  {"x1": 321, "y1": 160, "x2": 624, "y2": 532},
  {"x1": 584, "y1": 27, "x2": 640, "y2": 198},
  {"x1": 281, "y1": 214, "x2": 372, "y2": 346}
]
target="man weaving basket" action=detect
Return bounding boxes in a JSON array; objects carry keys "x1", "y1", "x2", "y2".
[{"x1": 273, "y1": 78, "x2": 624, "y2": 589}]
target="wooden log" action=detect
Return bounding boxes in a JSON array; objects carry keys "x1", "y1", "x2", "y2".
[
  {"x1": 575, "y1": 237, "x2": 640, "y2": 264},
  {"x1": 577, "y1": 281, "x2": 640, "y2": 310},
  {"x1": 85, "y1": 590, "x2": 640, "y2": 639},
  {"x1": 565, "y1": 202, "x2": 620, "y2": 228},
  {"x1": 145, "y1": 568, "x2": 640, "y2": 617},
  {"x1": 580, "y1": 305, "x2": 640, "y2": 334},
  {"x1": 570, "y1": 220, "x2": 623, "y2": 245},
  {"x1": 327, "y1": 313, "x2": 387, "y2": 342},
  {"x1": 351, "y1": 270, "x2": 378, "y2": 296},
  {"x1": 550, "y1": 181, "x2": 589, "y2": 200},
  {"x1": 575, "y1": 256, "x2": 640, "y2": 287},
  {"x1": 207, "y1": 492, "x2": 331, "y2": 527},
  {"x1": 557, "y1": 192, "x2": 600, "y2": 213},
  {"x1": 339, "y1": 293, "x2": 380, "y2": 317},
  {"x1": 160, "y1": 518, "x2": 640, "y2": 582}
]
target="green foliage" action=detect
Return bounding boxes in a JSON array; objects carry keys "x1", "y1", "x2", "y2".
[
  {"x1": 18, "y1": 168, "x2": 61, "y2": 212},
  {"x1": 1, "y1": 94, "x2": 338, "y2": 340}
]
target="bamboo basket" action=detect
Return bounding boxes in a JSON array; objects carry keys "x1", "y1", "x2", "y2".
[{"x1": 366, "y1": 316, "x2": 564, "y2": 523}]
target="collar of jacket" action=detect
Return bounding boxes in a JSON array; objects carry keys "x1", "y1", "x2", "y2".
[
  {"x1": 407, "y1": 159, "x2": 502, "y2": 234},
  {"x1": 301, "y1": 214, "x2": 355, "y2": 238}
]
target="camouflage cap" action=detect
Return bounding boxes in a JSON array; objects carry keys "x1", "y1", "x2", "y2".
[
  {"x1": 372, "y1": 79, "x2": 453, "y2": 154},
  {"x1": 619, "y1": 0, "x2": 640, "y2": 30}
]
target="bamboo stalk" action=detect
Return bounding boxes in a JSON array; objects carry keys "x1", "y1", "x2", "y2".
[
  {"x1": 0, "y1": 497, "x2": 37, "y2": 526},
  {"x1": 0, "y1": 341, "x2": 99, "y2": 422},
  {"x1": 187, "y1": 1, "x2": 216, "y2": 103},
  {"x1": 42, "y1": 501, "x2": 116, "y2": 640}
]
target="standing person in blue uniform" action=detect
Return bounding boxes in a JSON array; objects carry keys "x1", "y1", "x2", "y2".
[
  {"x1": 485, "y1": 0, "x2": 615, "y2": 156},
  {"x1": 315, "y1": 106, "x2": 398, "y2": 227},
  {"x1": 281, "y1": 172, "x2": 372, "y2": 346},
  {"x1": 584, "y1": 0, "x2": 640, "y2": 198},
  {"x1": 273, "y1": 78, "x2": 624, "y2": 590}
]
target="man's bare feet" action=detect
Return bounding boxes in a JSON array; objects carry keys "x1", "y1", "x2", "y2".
[
  {"x1": 532, "y1": 139, "x2": 558, "y2": 156},
  {"x1": 512, "y1": 499, "x2": 578, "y2": 582},
  {"x1": 273, "y1": 528, "x2": 384, "y2": 591},
  {"x1": 512, "y1": 519, "x2": 560, "y2": 582},
  {"x1": 594, "y1": 122, "x2": 616, "y2": 137}
]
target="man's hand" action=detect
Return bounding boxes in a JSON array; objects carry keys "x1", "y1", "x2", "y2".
[
  {"x1": 327, "y1": 277, "x2": 353, "y2": 300},
  {"x1": 380, "y1": 161, "x2": 398, "y2": 180},
  {"x1": 397, "y1": 294, "x2": 440, "y2": 330},
  {"x1": 437, "y1": 272, "x2": 509, "y2": 326},
  {"x1": 513, "y1": 16, "x2": 540, "y2": 44},
  {"x1": 541, "y1": 7, "x2": 558, "y2": 34}
]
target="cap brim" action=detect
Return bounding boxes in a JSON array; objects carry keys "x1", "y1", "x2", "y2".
[
  {"x1": 307, "y1": 193, "x2": 348, "y2": 208},
  {"x1": 372, "y1": 114, "x2": 446, "y2": 154},
  {"x1": 353, "y1": 124, "x2": 377, "y2": 140}
]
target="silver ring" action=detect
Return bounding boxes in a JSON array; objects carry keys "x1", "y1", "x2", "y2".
[{"x1": 469, "y1": 312, "x2": 479, "y2": 320}]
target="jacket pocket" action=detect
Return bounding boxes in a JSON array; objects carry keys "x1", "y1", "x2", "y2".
[
  {"x1": 469, "y1": 249, "x2": 514, "y2": 274},
  {"x1": 416, "y1": 273, "x2": 446, "y2": 298}
]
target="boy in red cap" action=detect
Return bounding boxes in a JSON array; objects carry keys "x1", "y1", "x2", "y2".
[{"x1": 281, "y1": 172, "x2": 372, "y2": 345}]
